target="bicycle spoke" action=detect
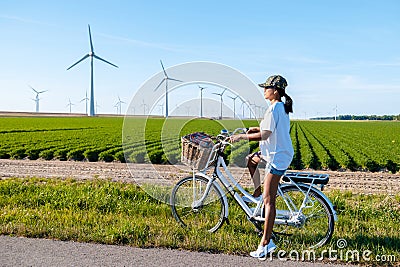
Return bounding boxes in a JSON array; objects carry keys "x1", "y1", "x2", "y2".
[
  {"x1": 171, "y1": 176, "x2": 225, "y2": 233},
  {"x1": 274, "y1": 185, "x2": 334, "y2": 248},
  {"x1": 306, "y1": 211, "x2": 328, "y2": 220}
]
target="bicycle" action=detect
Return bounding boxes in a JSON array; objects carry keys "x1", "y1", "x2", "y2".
[{"x1": 170, "y1": 128, "x2": 338, "y2": 248}]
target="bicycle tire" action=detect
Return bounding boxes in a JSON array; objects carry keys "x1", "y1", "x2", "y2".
[
  {"x1": 170, "y1": 175, "x2": 225, "y2": 233},
  {"x1": 274, "y1": 184, "x2": 334, "y2": 248}
]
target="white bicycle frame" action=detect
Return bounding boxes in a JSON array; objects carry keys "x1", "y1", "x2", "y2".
[{"x1": 192, "y1": 141, "x2": 337, "y2": 226}]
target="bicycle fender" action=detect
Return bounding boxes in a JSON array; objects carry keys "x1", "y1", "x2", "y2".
[
  {"x1": 195, "y1": 172, "x2": 229, "y2": 219},
  {"x1": 280, "y1": 183, "x2": 338, "y2": 222}
]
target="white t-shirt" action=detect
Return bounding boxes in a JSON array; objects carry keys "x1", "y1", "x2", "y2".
[{"x1": 259, "y1": 102, "x2": 294, "y2": 170}]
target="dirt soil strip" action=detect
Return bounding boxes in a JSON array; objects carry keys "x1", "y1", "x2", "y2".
[{"x1": 0, "y1": 159, "x2": 399, "y2": 194}]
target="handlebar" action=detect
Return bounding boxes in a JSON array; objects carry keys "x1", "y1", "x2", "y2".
[{"x1": 215, "y1": 128, "x2": 248, "y2": 144}]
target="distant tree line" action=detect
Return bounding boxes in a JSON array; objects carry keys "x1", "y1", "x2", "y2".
[{"x1": 311, "y1": 114, "x2": 400, "y2": 121}]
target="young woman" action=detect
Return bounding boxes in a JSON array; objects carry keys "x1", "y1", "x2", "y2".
[{"x1": 230, "y1": 74, "x2": 294, "y2": 260}]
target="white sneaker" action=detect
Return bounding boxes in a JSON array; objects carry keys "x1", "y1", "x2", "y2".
[
  {"x1": 249, "y1": 239, "x2": 276, "y2": 260},
  {"x1": 242, "y1": 195, "x2": 262, "y2": 203}
]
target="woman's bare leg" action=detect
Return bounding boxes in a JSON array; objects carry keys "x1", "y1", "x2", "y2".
[
  {"x1": 260, "y1": 172, "x2": 281, "y2": 246},
  {"x1": 246, "y1": 153, "x2": 262, "y2": 197}
]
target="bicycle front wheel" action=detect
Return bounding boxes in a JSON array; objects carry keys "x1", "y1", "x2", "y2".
[
  {"x1": 274, "y1": 185, "x2": 334, "y2": 248},
  {"x1": 170, "y1": 175, "x2": 225, "y2": 233}
]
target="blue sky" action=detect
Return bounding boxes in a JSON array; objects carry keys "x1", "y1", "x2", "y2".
[{"x1": 1, "y1": 0, "x2": 399, "y2": 118}]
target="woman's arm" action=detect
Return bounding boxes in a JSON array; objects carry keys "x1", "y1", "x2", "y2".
[
  {"x1": 261, "y1": 130, "x2": 272, "y2": 141},
  {"x1": 247, "y1": 127, "x2": 260, "y2": 133},
  {"x1": 230, "y1": 131, "x2": 261, "y2": 142},
  {"x1": 230, "y1": 129, "x2": 272, "y2": 143}
]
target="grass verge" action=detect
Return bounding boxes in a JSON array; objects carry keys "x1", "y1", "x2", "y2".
[{"x1": 0, "y1": 177, "x2": 399, "y2": 265}]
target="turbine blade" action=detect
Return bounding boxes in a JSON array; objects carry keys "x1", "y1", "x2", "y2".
[
  {"x1": 29, "y1": 85, "x2": 38, "y2": 94},
  {"x1": 93, "y1": 55, "x2": 119, "y2": 68},
  {"x1": 88, "y1": 24, "x2": 94, "y2": 53},
  {"x1": 154, "y1": 78, "x2": 165, "y2": 91},
  {"x1": 67, "y1": 54, "x2": 90, "y2": 70},
  {"x1": 38, "y1": 90, "x2": 48, "y2": 94},
  {"x1": 167, "y1": 77, "x2": 182, "y2": 83},
  {"x1": 160, "y1": 60, "x2": 168, "y2": 77}
]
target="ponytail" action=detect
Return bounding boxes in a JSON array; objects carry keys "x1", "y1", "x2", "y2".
[
  {"x1": 283, "y1": 94, "x2": 293, "y2": 114},
  {"x1": 277, "y1": 89, "x2": 293, "y2": 114}
]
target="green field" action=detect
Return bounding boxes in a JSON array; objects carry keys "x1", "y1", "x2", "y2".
[{"x1": 0, "y1": 117, "x2": 399, "y2": 172}]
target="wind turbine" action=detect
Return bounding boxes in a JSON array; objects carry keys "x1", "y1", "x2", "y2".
[
  {"x1": 66, "y1": 99, "x2": 74, "y2": 113},
  {"x1": 157, "y1": 102, "x2": 165, "y2": 116},
  {"x1": 80, "y1": 91, "x2": 89, "y2": 114},
  {"x1": 67, "y1": 24, "x2": 118, "y2": 117},
  {"x1": 249, "y1": 102, "x2": 258, "y2": 120},
  {"x1": 240, "y1": 100, "x2": 246, "y2": 119},
  {"x1": 198, "y1": 85, "x2": 207, "y2": 117},
  {"x1": 227, "y1": 95, "x2": 239, "y2": 119},
  {"x1": 185, "y1": 106, "x2": 191, "y2": 116},
  {"x1": 212, "y1": 89, "x2": 227, "y2": 120},
  {"x1": 333, "y1": 105, "x2": 338, "y2": 120},
  {"x1": 29, "y1": 85, "x2": 47, "y2": 112},
  {"x1": 140, "y1": 99, "x2": 148, "y2": 115},
  {"x1": 96, "y1": 101, "x2": 101, "y2": 114},
  {"x1": 154, "y1": 60, "x2": 182, "y2": 118},
  {"x1": 114, "y1": 96, "x2": 126, "y2": 115}
]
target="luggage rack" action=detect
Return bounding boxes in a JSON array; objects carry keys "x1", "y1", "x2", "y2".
[{"x1": 282, "y1": 171, "x2": 330, "y2": 190}]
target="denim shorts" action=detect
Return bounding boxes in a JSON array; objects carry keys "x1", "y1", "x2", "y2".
[{"x1": 268, "y1": 165, "x2": 286, "y2": 176}]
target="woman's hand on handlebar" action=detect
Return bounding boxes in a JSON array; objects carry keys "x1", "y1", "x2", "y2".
[{"x1": 229, "y1": 133, "x2": 246, "y2": 143}]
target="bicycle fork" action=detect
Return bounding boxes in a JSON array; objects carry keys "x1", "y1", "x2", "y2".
[
  {"x1": 191, "y1": 175, "x2": 215, "y2": 210},
  {"x1": 189, "y1": 173, "x2": 230, "y2": 221}
]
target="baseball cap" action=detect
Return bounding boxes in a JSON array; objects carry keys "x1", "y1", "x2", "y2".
[{"x1": 258, "y1": 75, "x2": 288, "y2": 90}]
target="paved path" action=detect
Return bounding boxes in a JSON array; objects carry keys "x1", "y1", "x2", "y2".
[{"x1": 1, "y1": 236, "x2": 354, "y2": 267}]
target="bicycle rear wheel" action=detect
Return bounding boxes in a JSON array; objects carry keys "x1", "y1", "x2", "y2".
[
  {"x1": 170, "y1": 175, "x2": 225, "y2": 233},
  {"x1": 274, "y1": 185, "x2": 334, "y2": 248}
]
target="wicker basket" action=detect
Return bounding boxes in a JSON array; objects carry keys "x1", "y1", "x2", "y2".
[{"x1": 181, "y1": 132, "x2": 214, "y2": 170}]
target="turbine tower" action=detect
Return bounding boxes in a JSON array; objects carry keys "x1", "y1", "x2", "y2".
[
  {"x1": 198, "y1": 85, "x2": 207, "y2": 118},
  {"x1": 29, "y1": 85, "x2": 47, "y2": 113},
  {"x1": 227, "y1": 95, "x2": 239, "y2": 119},
  {"x1": 67, "y1": 25, "x2": 118, "y2": 117},
  {"x1": 114, "y1": 96, "x2": 126, "y2": 115},
  {"x1": 240, "y1": 99, "x2": 246, "y2": 119},
  {"x1": 96, "y1": 101, "x2": 101, "y2": 114},
  {"x1": 66, "y1": 98, "x2": 74, "y2": 113},
  {"x1": 212, "y1": 89, "x2": 227, "y2": 120},
  {"x1": 140, "y1": 99, "x2": 148, "y2": 115},
  {"x1": 154, "y1": 60, "x2": 182, "y2": 118},
  {"x1": 80, "y1": 91, "x2": 89, "y2": 114},
  {"x1": 334, "y1": 105, "x2": 338, "y2": 120}
]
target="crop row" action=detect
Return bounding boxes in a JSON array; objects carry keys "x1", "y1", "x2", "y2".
[
  {"x1": 0, "y1": 117, "x2": 399, "y2": 172},
  {"x1": 0, "y1": 117, "x2": 253, "y2": 165},
  {"x1": 290, "y1": 121, "x2": 400, "y2": 173}
]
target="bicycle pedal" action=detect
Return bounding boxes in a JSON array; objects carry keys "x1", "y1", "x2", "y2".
[{"x1": 224, "y1": 217, "x2": 230, "y2": 225}]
